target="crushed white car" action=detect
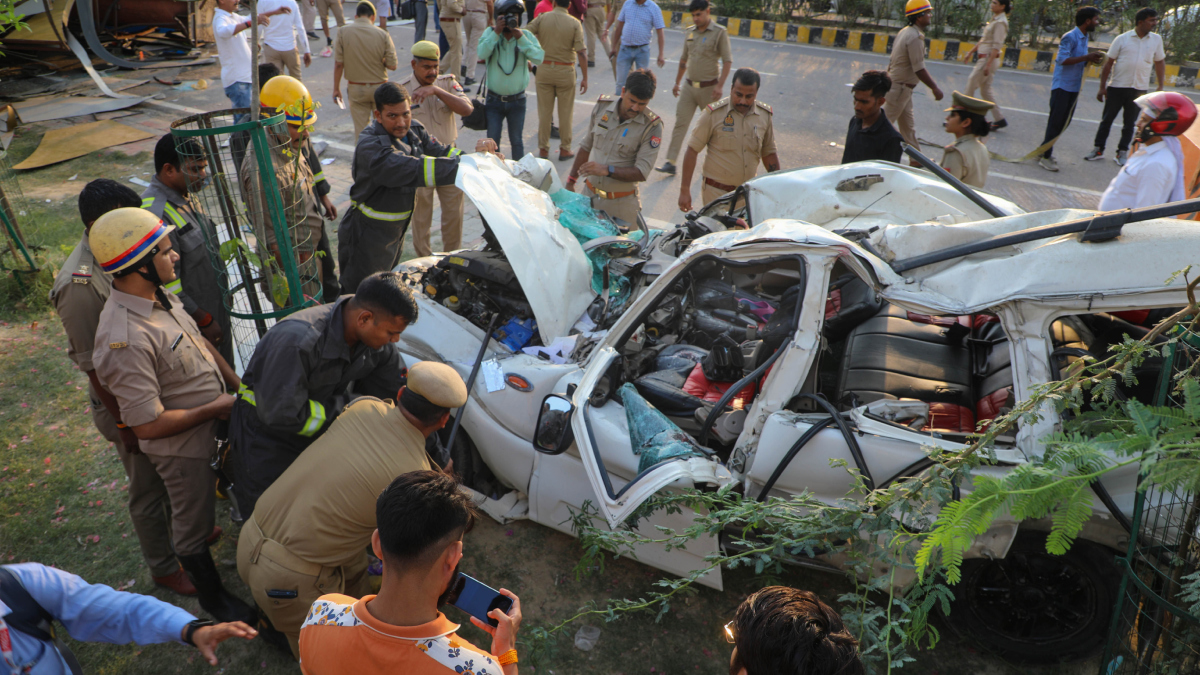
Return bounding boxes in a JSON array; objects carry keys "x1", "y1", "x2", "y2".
[{"x1": 392, "y1": 155, "x2": 1186, "y2": 661}]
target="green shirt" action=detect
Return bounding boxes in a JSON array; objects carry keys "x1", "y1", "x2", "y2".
[{"x1": 477, "y1": 28, "x2": 544, "y2": 96}]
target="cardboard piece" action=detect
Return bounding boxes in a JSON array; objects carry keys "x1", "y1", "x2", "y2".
[{"x1": 13, "y1": 120, "x2": 155, "y2": 170}]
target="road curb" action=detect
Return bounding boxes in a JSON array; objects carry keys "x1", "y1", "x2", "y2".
[{"x1": 662, "y1": 10, "x2": 1198, "y2": 89}]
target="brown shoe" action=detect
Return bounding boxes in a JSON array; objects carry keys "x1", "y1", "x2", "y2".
[
  {"x1": 559, "y1": 149, "x2": 575, "y2": 161},
  {"x1": 206, "y1": 525, "x2": 223, "y2": 545},
  {"x1": 538, "y1": 148, "x2": 549, "y2": 159},
  {"x1": 153, "y1": 568, "x2": 199, "y2": 596}
]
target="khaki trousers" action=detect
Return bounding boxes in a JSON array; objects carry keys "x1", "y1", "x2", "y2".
[
  {"x1": 701, "y1": 181, "x2": 726, "y2": 206},
  {"x1": 316, "y1": 0, "x2": 345, "y2": 27},
  {"x1": 440, "y1": 18, "x2": 464, "y2": 81},
  {"x1": 143, "y1": 451, "x2": 217, "y2": 557},
  {"x1": 584, "y1": 6, "x2": 607, "y2": 63},
  {"x1": 413, "y1": 184, "x2": 465, "y2": 256},
  {"x1": 464, "y1": 12, "x2": 488, "y2": 76},
  {"x1": 263, "y1": 44, "x2": 304, "y2": 81},
  {"x1": 300, "y1": 0, "x2": 316, "y2": 32},
  {"x1": 965, "y1": 57, "x2": 1005, "y2": 121},
  {"x1": 536, "y1": 63, "x2": 576, "y2": 151},
  {"x1": 580, "y1": 181, "x2": 640, "y2": 226},
  {"x1": 882, "y1": 82, "x2": 918, "y2": 149},
  {"x1": 348, "y1": 83, "x2": 378, "y2": 139},
  {"x1": 91, "y1": 398, "x2": 177, "y2": 577},
  {"x1": 665, "y1": 82, "x2": 714, "y2": 165},
  {"x1": 237, "y1": 517, "x2": 371, "y2": 659}
]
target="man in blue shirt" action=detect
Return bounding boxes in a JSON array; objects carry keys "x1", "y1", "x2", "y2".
[
  {"x1": 0, "y1": 563, "x2": 256, "y2": 673},
  {"x1": 604, "y1": 0, "x2": 665, "y2": 94},
  {"x1": 1038, "y1": 6, "x2": 1103, "y2": 172}
]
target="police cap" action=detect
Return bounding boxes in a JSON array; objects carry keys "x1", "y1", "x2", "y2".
[
  {"x1": 945, "y1": 91, "x2": 994, "y2": 116},
  {"x1": 408, "y1": 362, "x2": 467, "y2": 408},
  {"x1": 412, "y1": 40, "x2": 441, "y2": 61}
]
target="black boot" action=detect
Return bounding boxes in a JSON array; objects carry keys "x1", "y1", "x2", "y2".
[{"x1": 178, "y1": 549, "x2": 258, "y2": 624}]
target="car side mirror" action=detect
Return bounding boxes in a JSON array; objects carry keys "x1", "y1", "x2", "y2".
[{"x1": 534, "y1": 394, "x2": 575, "y2": 455}]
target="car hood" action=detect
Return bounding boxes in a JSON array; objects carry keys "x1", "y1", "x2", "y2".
[{"x1": 454, "y1": 154, "x2": 596, "y2": 343}]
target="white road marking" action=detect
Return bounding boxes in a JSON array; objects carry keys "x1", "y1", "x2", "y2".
[{"x1": 989, "y1": 171, "x2": 1104, "y2": 197}]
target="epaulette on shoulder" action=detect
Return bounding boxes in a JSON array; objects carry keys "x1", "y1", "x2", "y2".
[
  {"x1": 108, "y1": 305, "x2": 130, "y2": 349},
  {"x1": 644, "y1": 109, "x2": 660, "y2": 123},
  {"x1": 755, "y1": 100, "x2": 772, "y2": 114},
  {"x1": 598, "y1": 94, "x2": 615, "y2": 101},
  {"x1": 707, "y1": 97, "x2": 730, "y2": 112}
]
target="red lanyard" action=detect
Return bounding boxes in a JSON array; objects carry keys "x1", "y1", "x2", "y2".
[{"x1": 0, "y1": 618, "x2": 31, "y2": 675}]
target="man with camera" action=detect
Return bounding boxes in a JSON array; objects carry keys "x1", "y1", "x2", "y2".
[{"x1": 478, "y1": 0, "x2": 544, "y2": 159}]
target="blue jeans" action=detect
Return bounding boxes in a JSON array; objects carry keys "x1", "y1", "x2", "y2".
[
  {"x1": 225, "y1": 81, "x2": 252, "y2": 122},
  {"x1": 486, "y1": 94, "x2": 527, "y2": 159},
  {"x1": 615, "y1": 43, "x2": 649, "y2": 94}
]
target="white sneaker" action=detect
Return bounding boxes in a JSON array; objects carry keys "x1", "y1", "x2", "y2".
[
  {"x1": 1038, "y1": 156, "x2": 1059, "y2": 172},
  {"x1": 1115, "y1": 150, "x2": 1128, "y2": 166},
  {"x1": 1084, "y1": 147, "x2": 1104, "y2": 161}
]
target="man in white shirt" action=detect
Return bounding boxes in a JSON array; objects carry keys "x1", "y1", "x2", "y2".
[
  {"x1": 1097, "y1": 91, "x2": 1195, "y2": 211},
  {"x1": 1085, "y1": 7, "x2": 1166, "y2": 166},
  {"x1": 259, "y1": 0, "x2": 312, "y2": 79},
  {"x1": 213, "y1": 0, "x2": 289, "y2": 115}
]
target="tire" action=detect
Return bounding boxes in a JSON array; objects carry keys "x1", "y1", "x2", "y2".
[{"x1": 945, "y1": 530, "x2": 1121, "y2": 664}]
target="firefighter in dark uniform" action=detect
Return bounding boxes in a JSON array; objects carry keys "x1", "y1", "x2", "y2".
[
  {"x1": 141, "y1": 134, "x2": 234, "y2": 364},
  {"x1": 337, "y1": 82, "x2": 501, "y2": 294},
  {"x1": 226, "y1": 271, "x2": 417, "y2": 519}
]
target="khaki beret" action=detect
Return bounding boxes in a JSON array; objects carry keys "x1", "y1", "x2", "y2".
[
  {"x1": 945, "y1": 90, "x2": 994, "y2": 116},
  {"x1": 408, "y1": 361, "x2": 467, "y2": 408},
  {"x1": 412, "y1": 40, "x2": 441, "y2": 61}
]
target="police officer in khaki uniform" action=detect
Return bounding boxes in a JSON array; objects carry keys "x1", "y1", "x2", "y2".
[
  {"x1": 940, "y1": 91, "x2": 993, "y2": 189},
  {"x1": 528, "y1": 0, "x2": 587, "y2": 159},
  {"x1": 315, "y1": 0, "x2": 346, "y2": 48},
  {"x1": 402, "y1": 41, "x2": 475, "y2": 256},
  {"x1": 656, "y1": 0, "x2": 730, "y2": 176},
  {"x1": 439, "y1": 0, "x2": 466, "y2": 82},
  {"x1": 334, "y1": 1, "x2": 400, "y2": 139},
  {"x1": 90, "y1": 208, "x2": 254, "y2": 625},
  {"x1": 463, "y1": 0, "x2": 493, "y2": 84},
  {"x1": 678, "y1": 68, "x2": 780, "y2": 212},
  {"x1": 237, "y1": 362, "x2": 467, "y2": 658},
  {"x1": 49, "y1": 180, "x2": 192, "y2": 597},
  {"x1": 566, "y1": 68, "x2": 663, "y2": 225},
  {"x1": 885, "y1": 0, "x2": 944, "y2": 153},
  {"x1": 584, "y1": 0, "x2": 608, "y2": 68}
]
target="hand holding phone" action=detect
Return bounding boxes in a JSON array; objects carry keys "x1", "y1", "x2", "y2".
[{"x1": 445, "y1": 573, "x2": 512, "y2": 627}]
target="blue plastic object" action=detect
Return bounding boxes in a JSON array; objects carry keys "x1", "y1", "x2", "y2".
[
  {"x1": 551, "y1": 189, "x2": 641, "y2": 309},
  {"x1": 495, "y1": 317, "x2": 537, "y2": 351}
]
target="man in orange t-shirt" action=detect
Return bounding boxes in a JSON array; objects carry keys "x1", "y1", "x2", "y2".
[{"x1": 298, "y1": 471, "x2": 523, "y2": 675}]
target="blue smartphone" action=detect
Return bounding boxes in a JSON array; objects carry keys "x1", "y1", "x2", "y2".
[{"x1": 444, "y1": 573, "x2": 513, "y2": 627}]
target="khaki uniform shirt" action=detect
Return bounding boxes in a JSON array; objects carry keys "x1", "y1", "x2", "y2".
[
  {"x1": 93, "y1": 288, "x2": 225, "y2": 459},
  {"x1": 439, "y1": 0, "x2": 465, "y2": 18},
  {"x1": 940, "y1": 133, "x2": 990, "y2": 188},
  {"x1": 579, "y1": 95, "x2": 664, "y2": 195},
  {"x1": 527, "y1": 7, "x2": 585, "y2": 64},
  {"x1": 334, "y1": 17, "x2": 398, "y2": 83},
  {"x1": 252, "y1": 397, "x2": 432, "y2": 567},
  {"x1": 976, "y1": 13, "x2": 1008, "y2": 56},
  {"x1": 399, "y1": 72, "x2": 470, "y2": 145},
  {"x1": 688, "y1": 98, "x2": 777, "y2": 187},
  {"x1": 681, "y1": 22, "x2": 731, "y2": 83},
  {"x1": 240, "y1": 136, "x2": 324, "y2": 257},
  {"x1": 49, "y1": 234, "x2": 111, "y2": 376},
  {"x1": 888, "y1": 24, "x2": 926, "y2": 85}
]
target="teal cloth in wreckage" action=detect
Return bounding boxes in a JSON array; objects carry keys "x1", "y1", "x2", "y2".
[
  {"x1": 619, "y1": 383, "x2": 705, "y2": 474},
  {"x1": 550, "y1": 189, "x2": 643, "y2": 310}
]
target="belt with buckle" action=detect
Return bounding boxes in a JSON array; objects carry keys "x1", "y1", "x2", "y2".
[
  {"x1": 687, "y1": 77, "x2": 719, "y2": 88},
  {"x1": 545, "y1": 60, "x2": 574, "y2": 66},
  {"x1": 440, "y1": 16, "x2": 461, "y2": 21},
  {"x1": 903, "y1": 82, "x2": 917, "y2": 88},
  {"x1": 487, "y1": 91, "x2": 526, "y2": 102},
  {"x1": 348, "y1": 80, "x2": 386, "y2": 85},
  {"x1": 586, "y1": 179, "x2": 634, "y2": 199},
  {"x1": 704, "y1": 177, "x2": 737, "y2": 192}
]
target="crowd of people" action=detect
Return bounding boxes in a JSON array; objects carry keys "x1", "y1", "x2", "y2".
[{"x1": 11, "y1": 0, "x2": 1200, "y2": 672}]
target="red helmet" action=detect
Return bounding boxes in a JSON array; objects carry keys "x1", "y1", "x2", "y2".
[{"x1": 1134, "y1": 91, "x2": 1197, "y2": 137}]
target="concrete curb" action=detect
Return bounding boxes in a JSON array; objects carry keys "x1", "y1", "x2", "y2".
[{"x1": 662, "y1": 10, "x2": 1198, "y2": 89}]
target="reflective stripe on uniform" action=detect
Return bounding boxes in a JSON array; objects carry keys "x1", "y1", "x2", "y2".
[
  {"x1": 298, "y1": 399, "x2": 327, "y2": 437},
  {"x1": 423, "y1": 156, "x2": 436, "y2": 187},
  {"x1": 313, "y1": 171, "x2": 326, "y2": 183},
  {"x1": 164, "y1": 279, "x2": 183, "y2": 295},
  {"x1": 237, "y1": 382, "x2": 257, "y2": 406},
  {"x1": 351, "y1": 200, "x2": 413, "y2": 222},
  {"x1": 162, "y1": 204, "x2": 187, "y2": 228},
  {"x1": 448, "y1": 148, "x2": 463, "y2": 157}
]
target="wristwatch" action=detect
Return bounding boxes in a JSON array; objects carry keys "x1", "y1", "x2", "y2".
[
  {"x1": 607, "y1": 164, "x2": 615, "y2": 177},
  {"x1": 183, "y1": 618, "x2": 215, "y2": 646}
]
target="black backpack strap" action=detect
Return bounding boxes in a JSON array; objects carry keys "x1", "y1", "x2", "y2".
[{"x1": 0, "y1": 567, "x2": 84, "y2": 675}]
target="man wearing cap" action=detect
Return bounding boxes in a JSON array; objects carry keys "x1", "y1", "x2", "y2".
[
  {"x1": 334, "y1": 1, "x2": 400, "y2": 139},
  {"x1": 677, "y1": 68, "x2": 779, "y2": 213},
  {"x1": 237, "y1": 360, "x2": 467, "y2": 659},
  {"x1": 939, "y1": 91, "x2": 993, "y2": 188},
  {"x1": 439, "y1": 0, "x2": 467, "y2": 85},
  {"x1": 527, "y1": 0, "x2": 588, "y2": 161},
  {"x1": 401, "y1": 41, "x2": 474, "y2": 256},
  {"x1": 656, "y1": 0, "x2": 730, "y2": 177},
  {"x1": 885, "y1": 0, "x2": 944, "y2": 154},
  {"x1": 91, "y1": 207, "x2": 255, "y2": 625}
]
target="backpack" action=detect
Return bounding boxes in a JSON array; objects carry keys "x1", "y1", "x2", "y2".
[{"x1": 0, "y1": 567, "x2": 83, "y2": 675}]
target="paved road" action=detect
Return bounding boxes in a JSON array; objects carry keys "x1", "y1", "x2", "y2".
[{"x1": 161, "y1": 11, "x2": 1198, "y2": 228}]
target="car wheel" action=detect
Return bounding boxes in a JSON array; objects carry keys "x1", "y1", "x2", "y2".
[{"x1": 945, "y1": 530, "x2": 1121, "y2": 664}]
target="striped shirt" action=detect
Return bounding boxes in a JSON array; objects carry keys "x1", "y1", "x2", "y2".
[{"x1": 616, "y1": 0, "x2": 664, "y2": 47}]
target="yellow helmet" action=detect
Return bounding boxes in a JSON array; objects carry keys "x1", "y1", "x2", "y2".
[
  {"x1": 905, "y1": 0, "x2": 932, "y2": 16},
  {"x1": 91, "y1": 207, "x2": 174, "y2": 275},
  {"x1": 260, "y1": 75, "x2": 317, "y2": 126}
]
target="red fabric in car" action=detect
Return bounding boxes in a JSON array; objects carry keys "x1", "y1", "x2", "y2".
[
  {"x1": 683, "y1": 364, "x2": 758, "y2": 408},
  {"x1": 973, "y1": 314, "x2": 1000, "y2": 328},
  {"x1": 976, "y1": 388, "x2": 1014, "y2": 422},
  {"x1": 926, "y1": 402, "x2": 975, "y2": 432},
  {"x1": 906, "y1": 311, "x2": 973, "y2": 328},
  {"x1": 1112, "y1": 310, "x2": 1151, "y2": 325},
  {"x1": 825, "y1": 289, "x2": 842, "y2": 320}
]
